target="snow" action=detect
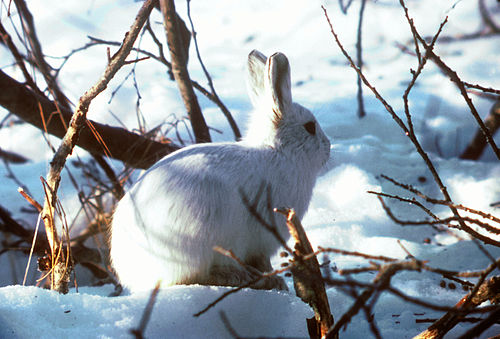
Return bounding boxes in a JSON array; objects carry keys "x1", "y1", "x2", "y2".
[
  {"x1": 0, "y1": 285, "x2": 311, "y2": 339},
  {"x1": 1, "y1": 0, "x2": 499, "y2": 338}
]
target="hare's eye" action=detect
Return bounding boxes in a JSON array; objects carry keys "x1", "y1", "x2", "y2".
[{"x1": 303, "y1": 121, "x2": 316, "y2": 135}]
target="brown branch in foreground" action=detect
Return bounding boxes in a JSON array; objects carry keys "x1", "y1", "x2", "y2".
[
  {"x1": 414, "y1": 276, "x2": 500, "y2": 339},
  {"x1": 159, "y1": 0, "x2": 211, "y2": 143},
  {"x1": 276, "y1": 208, "x2": 335, "y2": 339},
  {"x1": 39, "y1": 0, "x2": 157, "y2": 294},
  {"x1": 0, "y1": 69, "x2": 180, "y2": 169},
  {"x1": 457, "y1": 306, "x2": 500, "y2": 339}
]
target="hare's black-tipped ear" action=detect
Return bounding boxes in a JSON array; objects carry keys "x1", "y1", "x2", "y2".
[
  {"x1": 247, "y1": 50, "x2": 267, "y2": 107},
  {"x1": 266, "y1": 52, "x2": 292, "y2": 118}
]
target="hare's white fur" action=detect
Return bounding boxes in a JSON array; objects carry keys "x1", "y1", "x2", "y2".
[{"x1": 110, "y1": 50, "x2": 330, "y2": 291}]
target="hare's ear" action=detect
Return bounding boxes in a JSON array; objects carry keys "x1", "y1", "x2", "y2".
[
  {"x1": 266, "y1": 52, "x2": 292, "y2": 117},
  {"x1": 247, "y1": 50, "x2": 267, "y2": 107}
]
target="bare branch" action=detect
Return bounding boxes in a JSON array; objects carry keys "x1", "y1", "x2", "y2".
[
  {"x1": 317, "y1": 246, "x2": 398, "y2": 263},
  {"x1": 159, "y1": 0, "x2": 211, "y2": 143},
  {"x1": 0, "y1": 21, "x2": 40, "y2": 95},
  {"x1": 39, "y1": 0, "x2": 158, "y2": 293},
  {"x1": 185, "y1": 0, "x2": 241, "y2": 140},
  {"x1": 193, "y1": 265, "x2": 290, "y2": 318},
  {"x1": 415, "y1": 276, "x2": 500, "y2": 339},
  {"x1": 327, "y1": 260, "x2": 424, "y2": 337},
  {"x1": 13, "y1": 0, "x2": 71, "y2": 110},
  {"x1": 0, "y1": 69, "x2": 180, "y2": 169},
  {"x1": 322, "y1": 4, "x2": 469, "y2": 238},
  {"x1": 401, "y1": 5, "x2": 500, "y2": 161},
  {"x1": 86, "y1": 34, "x2": 237, "y2": 136}
]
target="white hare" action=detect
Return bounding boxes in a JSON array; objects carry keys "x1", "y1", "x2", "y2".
[{"x1": 110, "y1": 50, "x2": 330, "y2": 291}]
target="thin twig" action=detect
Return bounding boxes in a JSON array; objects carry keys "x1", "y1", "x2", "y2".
[
  {"x1": 159, "y1": 0, "x2": 211, "y2": 143},
  {"x1": 13, "y1": 0, "x2": 71, "y2": 110},
  {"x1": 322, "y1": 4, "x2": 469, "y2": 238},
  {"x1": 0, "y1": 21, "x2": 40, "y2": 95},
  {"x1": 185, "y1": 0, "x2": 241, "y2": 140},
  {"x1": 130, "y1": 281, "x2": 161, "y2": 339},
  {"x1": 378, "y1": 174, "x2": 500, "y2": 225},
  {"x1": 401, "y1": 2, "x2": 500, "y2": 161},
  {"x1": 317, "y1": 246, "x2": 398, "y2": 263},
  {"x1": 463, "y1": 82, "x2": 500, "y2": 96},
  {"x1": 355, "y1": 0, "x2": 367, "y2": 118},
  {"x1": 239, "y1": 184, "x2": 293, "y2": 253},
  {"x1": 326, "y1": 260, "x2": 424, "y2": 337},
  {"x1": 401, "y1": 4, "x2": 447, "y2": 136}
]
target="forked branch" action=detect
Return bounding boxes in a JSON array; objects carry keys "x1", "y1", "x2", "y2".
[{"x1": 39, "y1": 0, "x2": 158, "y2": 293}]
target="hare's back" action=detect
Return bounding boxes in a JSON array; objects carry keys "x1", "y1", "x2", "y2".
[
  {"x1": 129, "y1": 142, "x2": 270, "y2": 212},
  {"x1": 142, "y1": 142, "x2": 266, "y2": 186},
  {"x1": 129, "y1": 142, "x2": 311, "y2": 225},
  {"x1": 124, "y1": 143, "x2": 270, "y2": 235}
]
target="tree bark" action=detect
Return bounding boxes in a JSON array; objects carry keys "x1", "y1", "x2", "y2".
[
  {"x1": 279, "y1": 208, "x2": 336, "y2": 339},
  {"x1": 460, "y1": 99, "x2": 500, "y2": 160},
  {"x1": 0, "y1": 70, "x2": 179, "y2": 169},
  {"x1": 414, "y1": 276, "x2": 500, "y2": 339},
  {"x1": 160, "y1": 0, "x2": 211, "y2": 143}
]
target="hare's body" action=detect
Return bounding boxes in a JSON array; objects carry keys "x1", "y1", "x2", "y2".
[
  {"x1": 110, "y1": 50, "x2": 330, "y2": 291},
  {"x1": 111, "y1": 143, "x2": 316, "y2": 290}
]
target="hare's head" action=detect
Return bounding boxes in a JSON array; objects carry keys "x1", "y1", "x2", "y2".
[{"x1": 244, "y1": 50, "x2": 330, "y2": 169}]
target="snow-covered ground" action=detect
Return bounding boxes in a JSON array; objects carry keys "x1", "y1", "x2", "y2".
[{"x1": 0, "y1": 0, "x2": 499, "y2": 338}]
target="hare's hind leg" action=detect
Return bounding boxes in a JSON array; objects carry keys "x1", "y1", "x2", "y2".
[
  {"x1": 205, "y1": 264, "x2": 255, "y2": 287},
  {"x1": 205, "y1": 260, "x2": 287, "y2": 291},
  {"x1": 246, "y1": 255, "x2": 288, "y2": 291}
]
